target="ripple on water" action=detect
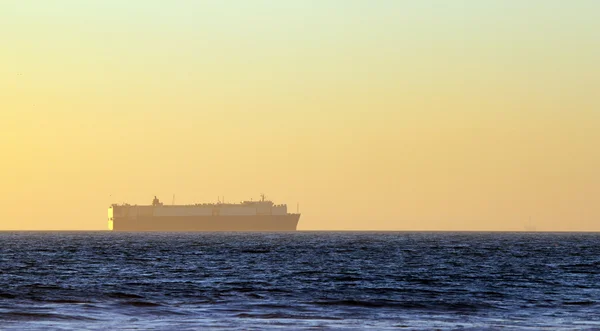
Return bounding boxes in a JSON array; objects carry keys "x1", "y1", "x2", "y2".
[{"x1": 0, "y1": 232, "x2": 599, "y2": 330}]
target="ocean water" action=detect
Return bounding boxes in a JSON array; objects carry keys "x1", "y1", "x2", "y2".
[{"x1": 1, "y1": 232, "x2": 600, "y2": 330}]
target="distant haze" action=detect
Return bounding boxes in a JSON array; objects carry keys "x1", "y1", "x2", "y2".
[{"x1": 1, "y1": 1, "x2": 599, "y2": 231}]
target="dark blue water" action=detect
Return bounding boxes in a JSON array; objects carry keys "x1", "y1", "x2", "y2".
[{"x1": 1, "y1": 232, "x2": 600, "y2": 330}]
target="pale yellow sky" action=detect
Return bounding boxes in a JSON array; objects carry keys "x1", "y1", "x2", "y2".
[{"x1": 1, "y1": 1, "x2": 599, "y2": 230}]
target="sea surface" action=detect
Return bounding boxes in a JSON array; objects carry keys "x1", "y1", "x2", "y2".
[{"x1": 1, "y1": 232, "x2": 600, "y2": 330}]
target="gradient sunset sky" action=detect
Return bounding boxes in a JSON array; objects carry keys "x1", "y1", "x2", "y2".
[{"x1": 2, "y1": 1, "x2": 599, "y2": 231}]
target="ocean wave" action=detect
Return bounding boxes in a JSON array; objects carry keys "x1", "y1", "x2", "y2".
[
  {"x1": 119, "y1": 300, "x2": 162, "y2": 307},
  {"x1": 236, "y1": 312, "x2": 343, "y2": 320},
  {"x1": 0, "y1": 312, "x2": 97, "y2": 321},
  {"x1": 106, "y1": 292, "x2": 145, "y2": 299},
  {"x1": 310, "y1": 299, "x2": 496, "y2": 311}
]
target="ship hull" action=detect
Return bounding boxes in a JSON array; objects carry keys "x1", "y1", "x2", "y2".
[{"x1": 111, "y1": 214, "x2": 300, "y2": 232}]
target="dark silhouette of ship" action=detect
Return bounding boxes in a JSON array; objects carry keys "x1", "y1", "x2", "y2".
[{"x1": 108, "y1": 195, "x2": 300, "y2": 231}]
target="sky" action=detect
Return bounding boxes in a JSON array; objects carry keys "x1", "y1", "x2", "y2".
[{"x1": 1, "y1": 1, "x2": 599, "y2": 231}]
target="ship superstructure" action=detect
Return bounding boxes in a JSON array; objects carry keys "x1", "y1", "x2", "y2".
[{"x1": 108, "y1": 195, "x2": 300, "y2": 231}]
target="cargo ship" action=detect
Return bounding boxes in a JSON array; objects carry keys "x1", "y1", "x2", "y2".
[{"x1": 108, "y1": 195, "x2": 300, "y2": 231}]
